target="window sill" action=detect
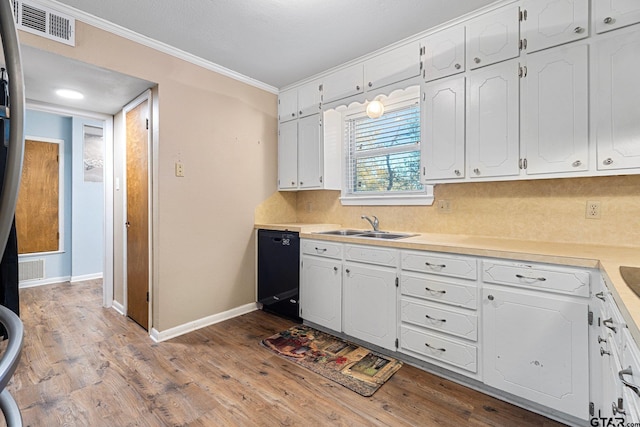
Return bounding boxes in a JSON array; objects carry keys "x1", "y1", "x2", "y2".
[{"x1": 340, "y1": 189, "x2": 434, "y2": 206}]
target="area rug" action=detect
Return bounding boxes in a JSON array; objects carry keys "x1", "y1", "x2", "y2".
[{"x1": 261, "y1": 325, "x2": 402, "y2": 397}]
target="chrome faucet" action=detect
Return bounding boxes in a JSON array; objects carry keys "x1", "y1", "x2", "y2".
[{"x1": 361, "y1": 215, "x2": 379, "y2": 232}]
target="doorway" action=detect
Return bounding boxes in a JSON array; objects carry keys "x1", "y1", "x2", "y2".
[{"x1": 123, "y1": 92, "x2": 152, "y2": 330}]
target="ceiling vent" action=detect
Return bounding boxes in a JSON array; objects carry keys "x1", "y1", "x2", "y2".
[{"x1": 12, "y1": 0, "x2": 75, "y2": 46}]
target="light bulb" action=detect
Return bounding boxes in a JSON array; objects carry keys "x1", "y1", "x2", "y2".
[{"x1": 366, "y1": 100, "x2": 384, "y2": 119}]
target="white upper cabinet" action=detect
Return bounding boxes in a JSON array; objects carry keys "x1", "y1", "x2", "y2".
[
  {"x1": 467, "y1": 59, "x2": 520, "y2": 179},
  {"x1": 364, "y1": 41, "x2": 421, "y2": 91},
  {"x1": 277, "y1": 120, "x2": 298, "y2": 189},
  {"x1": 297, "y1": 114, "x2": 323, "y2": 189},
  {"x1": 322, "y1": 63, "x2": 364, "y2": 104},
  {"x1": 278, "y1": 88, "x2": 298, "y2": 123},
  {"x1": 594, "y1": 29, "x2": 640, "y2": 171},
  {"x1": 421, "y1": 75, "x2": 465, "y2": 181},
  {"x1": 521, "y1": 44, "x2": 588, "y2": 175},
  {"x1": 297, "y1": 80, "x2": 322, "y2": 118},
  {"x1": 521, "y1": 0, "x2": 589, "y2": 53},
  {"x1": 595, "y1": 0, "x2": 640, "y2": 34},
  {"x1": 466, "y1": 5, "x2": 521, "y2": 70},
  {"x1": 421, "y1": 25, "x2": 466, "y2": 82}
]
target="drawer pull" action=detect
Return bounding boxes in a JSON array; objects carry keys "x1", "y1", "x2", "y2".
[
  {"x1": 601, "y1": 347, "x2": 611, "y2": 356},
  {"x1": 598, "y1": 336, "x2": 607, "y2": 344},
  {"x1": 425, "y1": 314, "x2": 446, "y2": 323},
  {"x1": 515, "y1": 274, "x2": 546, "y2": 282},
  {"x1": 595, "y1": 291, "x2": 606, "y2": 301},
  {"x1": 315, "y1": 247, "x2": 327, "y2": 253},
  {"x1": 612, "y1": 398, "x2": 626, "y2": 416},
  {"x1": 603, "y1": 318, "x2": 617, "y2": 333},
  {"x1": 425, "y1": 287, "x2": 446, "y2": 294},
  {"x1": 425, "y1": 262, "x2": 446, "y2": 268},
  {"x1": 619, "y1": 367, "x2": 640, "y2": 397},
  {"x1": 333, "y1": 266, "x2": 338, "y2": 272},
  {"x1": 425, "y1": 342, "x2": 446, "y2": 352}
]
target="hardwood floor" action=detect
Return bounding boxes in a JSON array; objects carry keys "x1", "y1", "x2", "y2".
[{"x1": 3, "y1": 281, "x2": 565, "y2": 426}]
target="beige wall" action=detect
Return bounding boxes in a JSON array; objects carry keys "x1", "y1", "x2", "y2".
[
  {"x1": 258, "y1": 174, "x2": 640, "y2": 248},
  {"x1": 20, "y1": 22, "x2": 278, "y2": 331}
]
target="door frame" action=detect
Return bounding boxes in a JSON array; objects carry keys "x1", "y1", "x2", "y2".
[
  {"x1": 122, "y1": 90, "x2": 153, "y2": 331},
  {"x1": 26, "y1": 101, "x2": 114, "y2": 306}
]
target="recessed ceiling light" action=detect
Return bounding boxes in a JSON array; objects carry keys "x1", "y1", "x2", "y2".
[{"x1": 56, "y1": 89, "x2": 84, "y2": 100}]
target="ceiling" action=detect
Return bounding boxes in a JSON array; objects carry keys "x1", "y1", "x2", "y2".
[{"x1": 5, "y1": 0, "x2": 501, "y2": 115}]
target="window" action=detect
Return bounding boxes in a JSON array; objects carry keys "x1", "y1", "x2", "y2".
[{"x1": 341, "y1": 89, "x2": 433, "y2": 205}]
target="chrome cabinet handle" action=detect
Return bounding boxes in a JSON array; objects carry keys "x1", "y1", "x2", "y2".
[
  {"x1": 595, "y1": 291, "x2": 606, "y2": 301},
  {"x1": 425, "y1": 314, "x2": 446, "y2": 323},
  {"x1": 619, "y1": 367, "x2": 640, "y2": 397},
  {"x1": 474, "y1": 57, "x2": 481, "y2": 64},
  {"x1": 333, "y1": 266, "x2": 338, "y2": 272},
  {"x1": 603, "y1": 318, "x2": 617, "y2": 333},
  {"x1": 291, "y1": 113, "x2": 295, "y2": 117},
  {"x1": 454, "y1": 63, "x2": 461, "y2": 70},
  {"x1": 604, "y1": 17, "x2": 613, "y2": 24},
  {"x1": 356, "y1": 85, "x2": 361, "y2": 91},
  {"x1": 425, "y1": 287, "x2": 446, "y2": 294},
  {"x1": 601, "y1": 347, "x2": 611, "y2": 356},
  {"x1": 425, "y1": 262, "x2": 446, "y2": 268},
  {"x1": 273, "y1": 295, "x2": 280, "y2": 301},
  {"x1": 425, "y1": 342, "x2": 446, "y2": 352},
  {"x1": 299, "y1": 110, "x2": 303, "y2": 115},
  {"x1": 516, "y1": 274, "x2": 547, "y2": 282},
  {"x1": 574, "y1": 27, "x2": 584, "y2": 34},
  {"x1": 612, "y1": 398, "x2": 626, "y2": 415},
  {"x1": 473, "y1": 168, "x2": 480, "y2": 175},
  {"x1": 572, "y1": 160, "x2": 582, "y2": 167},
  {"x1": 289, "y1": 299, "x2": 297, "y2": 304},
  {"x1": 454, "y1": 169, "x2": 461, "y2": 176},
  {"x1": 487, "y1": 295, "x2": 495, "y2": 301},
  {"x1": 368, "y1": 82, "x2": 373, "y2": 88},
  {"x1": 345, "y1": 269, "x2": 350, "y2": 274},
  {"x1": 598, "y1": 336, "x2": 607, "y2": 344},
  {"x1": 603, "y1": 158, "x2": 613, "y2": 165},
  {"x1": 315, "y1": 247, "x2": 327, "y2": 253}
]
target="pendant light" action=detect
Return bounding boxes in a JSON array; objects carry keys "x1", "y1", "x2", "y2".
[{"x1": 366, "y1": 99, "x2": 385, "y2": 119}]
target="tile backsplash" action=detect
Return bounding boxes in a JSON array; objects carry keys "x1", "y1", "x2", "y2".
[{"x1": 257, "y1": 175, "x2": 640, "y2": 247}]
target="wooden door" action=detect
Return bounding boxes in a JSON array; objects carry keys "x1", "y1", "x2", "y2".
[
  {"x1": 126, "y1": 99, "x2": 150, "y2": 330},
  {"x1": 16, "y1": 139, "x2": 59, "y2": 254}
]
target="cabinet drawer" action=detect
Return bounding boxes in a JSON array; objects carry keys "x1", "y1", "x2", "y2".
[
  {"x1": 400, "y1": 325, "x2": 477, "y2": 373},
  {"x1": 401, "y1": 250, "x2": 477, "y2": 280},
  {"x1": 482, "y1": 260, "x2": 590, "y2": 297},
  {"x1": 401, "y1": 272, "x2": 477, "y2": 309},
  {"x1": 401, "y1": 298, "x2": 477, "y2": 341},
  {"x1": 301, "y1": 239, "x2": 343, "y2": 259},
  {"x1": 345, "y1": 244, "x2": 398, "y2": 267}
]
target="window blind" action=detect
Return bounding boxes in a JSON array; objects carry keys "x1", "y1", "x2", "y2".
[{"x1": 345, "y1": 103, "x2": 422, "y2": 194}]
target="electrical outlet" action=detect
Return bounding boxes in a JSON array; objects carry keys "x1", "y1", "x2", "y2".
[
  {"x1": 586, "y1": 201, "x2": 601, "y2": 219},
  {"x1": 438, "y1": 199, "x2": 452, "y2": 213},
  {"x1": 175, "y1": 162, "x2": 184, "y2": 177}
]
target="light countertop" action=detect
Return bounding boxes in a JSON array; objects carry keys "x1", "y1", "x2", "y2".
[{"x1": 254, "y1": 223, "x2": 640, "y2": 344}]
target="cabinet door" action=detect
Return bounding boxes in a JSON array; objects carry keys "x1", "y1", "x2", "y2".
[
  {"x1": 595, "y1": 0, "x2": 640, "y2": 34},
  {"x1": 482, "y1": 287, "x2": 589, "y2": 419},
  {"x1": 300, "y1": 256, "x2": 342, "y2": 332},
  {"x1": 422, "y1": 25, "x2": 465, "y2": 82},
  {"x1": 467, "y1": 59, "x2": 520, "y2": 179},
  {"x1": 364, "y1": 41, "x2": 421, "y2": 91},
  {"x1": 522, "y1": 44, "x2": 588, "y2": 175},
  {"x1": 278, "y1": 121, "x2": 298, "y2": 189},
  {"x1": 298, "y1": 81, "x2": 322, "y2": 118},
  {"x1": 297, "y1": 114, "x2": 323, "y2": 189},
  {"x1": 466, "y1": 5, "x2": 520, "y2": 70},
  {"x1": 595, "y1": 29, "x2": 640, "y2": 171},
  {"x1": 278, "y1": 89, "x2": 298, "y2": 123},
  {"x1": 343, "y1": 263, "x2": 397, "y2": 351},
  {"x1": 522, "y1": 0, "x2": 589, "y2": 53},
  {"x1": 322, "y1": 64, "x2": 364, "y2": 104},
  {"x1": 421, "y1": 75, "x2": 465, "y2": 181}
]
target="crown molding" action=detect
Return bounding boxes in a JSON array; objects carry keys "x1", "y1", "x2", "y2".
[{"x1": 34, "y1": 0, "x2": 279, "y2": 94}]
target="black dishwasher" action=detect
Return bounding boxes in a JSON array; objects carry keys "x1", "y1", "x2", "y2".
[{"x1": 257, "y1": 229, "x2": 301, "y2": 321}]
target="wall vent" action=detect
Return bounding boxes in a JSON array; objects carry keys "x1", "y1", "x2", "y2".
[
  {"x1": 18, "y1": 259, "x2": 45, "y2": 281},
  {"x1": 12, "y1": 0, "x2": 75, "y2": 46}
]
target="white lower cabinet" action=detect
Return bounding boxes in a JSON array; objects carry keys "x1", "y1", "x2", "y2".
[
  {"x1": 300, "y1": 255, "x2": 342, "y2": 332},
  {"x1": 343, "y1": 262, "x2": 397, "y2": 351},
  {"x1": 482, "y1": 285, "x2": 589, "y2": 420}
]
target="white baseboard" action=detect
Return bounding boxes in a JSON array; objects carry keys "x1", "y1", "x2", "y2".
[
  {"x1": 111, "y1": 300, "x2": 125, "y2": 315},
  {"x1": 19, "y1": 275, "x2": 71, "y2": 288},
  {"x1": 150, "y1": 302, "x2": 258, "y2": 342},
  {"x1": 71, "y1": 273, "x2": 103, "y2": 283}
]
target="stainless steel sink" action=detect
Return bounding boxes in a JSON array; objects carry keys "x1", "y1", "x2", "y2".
[
  {"x1": 313, "y1": 230, "x2": 417, "y2": 240},
  {"x1": 315, "y1": 229, "x2": 368, "y2": 236}
]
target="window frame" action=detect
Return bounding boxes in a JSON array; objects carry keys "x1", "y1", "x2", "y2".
[{"x1": 340, "y1": 88, "x2": 434, "y2": 206}]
